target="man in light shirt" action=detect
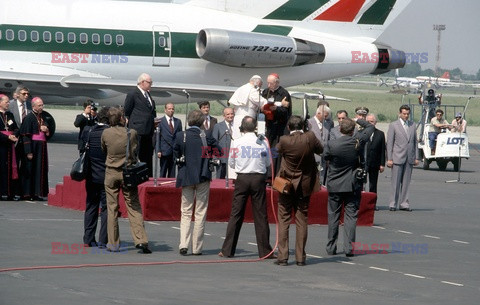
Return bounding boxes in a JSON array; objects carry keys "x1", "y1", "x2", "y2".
[{"x1": 219, "y1": 116, "x2": 275, "y2": 259}]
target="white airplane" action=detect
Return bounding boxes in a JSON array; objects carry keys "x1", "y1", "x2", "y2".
[{"x1": 0, "y1": 0, "x2": 411, "y2": 105}]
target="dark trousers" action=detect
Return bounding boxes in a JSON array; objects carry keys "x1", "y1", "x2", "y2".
[
  {"x1": 326, "y1": 191, "x2": 360, "y2": 255},
  {"x1": 367, "y1": 167, "x2": 380, "y2": 193},
  {"x1": 138, "y1": 134, "x2": 153, "y2": 177},
  {"x1": 84, "y1": 180, "x2": 108, "y2": 246},
  {"x1": 277, "y1": 191, "x2": 310, "y2": 263},
  {"x1": 160, "y1": 155, "x2": 176, "y2": 178},
  {"x1": 221, "y1": 173, "x2": 272, "y2": 257},
  {"x1": 216, "y1": 163, "x2": 227, "y2": 179}
]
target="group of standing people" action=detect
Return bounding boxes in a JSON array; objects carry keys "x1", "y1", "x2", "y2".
[{"x1": 0, "y1": 85, "x2": 56, "y2": 202}]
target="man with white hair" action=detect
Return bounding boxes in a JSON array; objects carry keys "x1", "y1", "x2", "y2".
[
  {"x1": 228, "y1": 75, "x2": 267, "y2": 140},
  {"x1": 124, "y1": 73, "x2": 156, "y2": 177},
  {"x1": 308, "y1": 105, "x2": 331, "y2": 180}
]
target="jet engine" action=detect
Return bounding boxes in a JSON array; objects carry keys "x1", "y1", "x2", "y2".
[
  {"x1": 196, "y1": 28, "x2": 325, "y2": 68},
  {"x1": 371, "y1": 47, "x2": 406, "y2": 74}
]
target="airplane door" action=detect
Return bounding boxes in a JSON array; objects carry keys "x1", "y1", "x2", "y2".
[{"x1": 152, "y1": 25, "x2": 171, "y2": 66}]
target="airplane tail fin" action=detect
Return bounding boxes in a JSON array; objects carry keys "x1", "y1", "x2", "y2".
[
  {"x1": 187, "y1": 0, "x2": 411, "y2": 40},
  {"x1": 440, "y1": 71, "x2": 450, "y2": 80}
]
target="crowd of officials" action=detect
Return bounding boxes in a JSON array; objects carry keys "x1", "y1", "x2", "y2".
[{"x1": 2, "y1": 73, "x2": 454, "y2": 263}]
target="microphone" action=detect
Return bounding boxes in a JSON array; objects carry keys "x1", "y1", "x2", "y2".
[{"x1": 182, "y1": 89, "x2": 190, "y2": 98}]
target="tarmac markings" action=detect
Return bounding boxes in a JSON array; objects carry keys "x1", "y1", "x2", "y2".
[
  {"x1": 422, "y1": 235, "x2": 440, "y2": 239},
  {"x1": 441, "y1": 281, "x2": 464, "y2": 287},
  {"x1": 369, "y1": 266, "x2": 389, "y2": 272},
  {"x1": 396, "y1": 230, "x2": 412, "y2": 234},
  {"x1": 453, "y1": 240, "x2": 470, "y2": 244}
]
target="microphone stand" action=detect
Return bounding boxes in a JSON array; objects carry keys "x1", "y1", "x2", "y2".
[
  {"x1": 153, "y1": 125, "x2": 160, "y2": 186},
  {"x1": 446, "y1": 97, "x2": 475, "y2": 184}
]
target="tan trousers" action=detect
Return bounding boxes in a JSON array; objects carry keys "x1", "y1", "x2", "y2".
[
  {"x1": 179, "y1": 181, "x2": 210, "y2": 254},
  {"x1": 277, "y1": 193, "x2": 310, "y2": 263},
  {"x1": 104, "y1": 167, "x2": 148, "y2": 251}
]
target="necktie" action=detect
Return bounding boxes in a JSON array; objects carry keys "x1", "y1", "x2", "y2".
[
  {"x1": 228, "y1": 122, "x2": 232, "y2": 135},
  {"x1": 169, "y1": 118, "x2": 174, "y2": 133},
  {"x1": 144, "y1": 92, "x2": 152, "y2": 108},
  {"x1": 204, "y1": 118, "x2": 209, "y2": 130},
  {"x1": 21, "y1": 103, "x2": 26, "y2": 121},
  {"x1": 404, "y1": 121, "x2": 409, "y2": 134}
]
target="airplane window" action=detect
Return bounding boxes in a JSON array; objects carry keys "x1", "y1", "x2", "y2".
[
  {"x1": 43, "y1": 31, "x2": 51, "y2": 43},
  {"x1": 18, "y1": 30, "x2": 27, "y2": 42},
  {"x1": 92, "y1": 33, "x2": 100, "y2": 45},
  {"x1": 80, "y1": 33, "x2": 88, "y2": 44},
  {"x1": 55, "y1": 32, "x2": 64, "y2": 43},
  {"x1": 116, "y1": 34, "x2": 124, "y2": 46},
  {"x1": 0, "y1": 30, "x2": 2, "y2": 40},
  {"x1": 104, "y1": 34, "x2": 112, "y2": 45},
  {"x1": 6, "y1": 29, "x2": 14, "y2": 41},
  {"x1": 31, "y1": 31, "x2": 39, "y2": 42},
  {"x1": 68, "y1": 32, "x2": 76, "y2": 43},
  {"x1": 158, "y1": 36, "x2": 166, "y2": 48}
]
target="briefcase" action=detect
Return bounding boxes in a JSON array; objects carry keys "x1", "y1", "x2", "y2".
[{"x1": 123, "y1": 162, "x2": 149, "y2": 188}]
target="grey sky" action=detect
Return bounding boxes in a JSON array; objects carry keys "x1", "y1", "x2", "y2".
[{"x1": 379, "y1": 0, "x2": 480, "y2": 75}]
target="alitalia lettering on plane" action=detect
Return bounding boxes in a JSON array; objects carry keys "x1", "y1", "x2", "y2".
[{"x1": 0, "y1": 0, "x2": 411, "y2": 105}]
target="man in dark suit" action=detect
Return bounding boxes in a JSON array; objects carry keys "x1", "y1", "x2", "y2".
[
  {"x1": 81, "y1": 107, "x2": 109, "y2": 248},
  {"x1": 156, "y1": 103, "x2": 182, "y2": 178},
  {"x1": 274, "y1": 115, "x2": 323, "y2": 266},
  {"x1": 324, "y1": 117, "x2": 373, "y2": 257},
  {"x1": 124, "y1": 73, "x2": 156, "y2": 177},
  {"x1": 198, "y1": 101, "x2": 217, "y2": 137},
  {"x1": 74, "y1": 100, "x2": 95, "y2": 151},
  {"x1": 174, "y1": 110, "x2": 218, "y2": 256},
  {"x1": 211, "y1": 107, "x2": 234, "y2": 179},
  {"x1": 365, "y1": 113, "x2": 386, "y2": 198}
]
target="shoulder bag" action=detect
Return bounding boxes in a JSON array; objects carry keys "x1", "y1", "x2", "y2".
[
  {"x1": 70, "y1": 128, "x2": 92, "y2": 181},
  {"x1": 123, "y1": 128, "x2": 149, "y2": 188}
]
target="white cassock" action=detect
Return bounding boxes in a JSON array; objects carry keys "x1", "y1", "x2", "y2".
[
  {"x1": 228, "y1": 83, "x2": 267, "y2": 140},
  {"x1": 227, "y1": 83, "x2": 267, "y2": 180}
]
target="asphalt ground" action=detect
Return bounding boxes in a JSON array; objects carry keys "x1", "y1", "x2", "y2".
[{"x1": 1, "y1": 109, "x2": 479, "y2": 304}]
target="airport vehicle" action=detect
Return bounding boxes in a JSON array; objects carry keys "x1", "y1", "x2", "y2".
[
  {"x1": 0, "y1": 0, "x2": 410, "y2": 105},
  {"x1": 418, "y1": 101, "x2": 470, "y2": 171}
]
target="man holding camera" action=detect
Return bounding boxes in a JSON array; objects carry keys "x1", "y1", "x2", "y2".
[
  {"x1": 219, "y1": 116, "x2": 275, "y2": 259},
  {"x1": 174, "y1": 110, "x2": 218, "y2": 256},
  {"x1": 324, "y1": 117, "x2": 373, "y2": 257}
]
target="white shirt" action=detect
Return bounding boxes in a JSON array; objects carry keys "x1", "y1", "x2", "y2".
[
  {"x1": 164, "y1": 114, "x2": 174, "y2": 129},
  {"x1": 137, "y1": 86, "x2": 152, "y2": 107},
  {"x1": 229, "y1": 132, "x2": 270, "y2": 174},
  {"x1": 229, "y1": 83, "x2": 267, "y2": 140},
  {"x1": 16, "y1": 99, "x2": 26, "y2": 124}
]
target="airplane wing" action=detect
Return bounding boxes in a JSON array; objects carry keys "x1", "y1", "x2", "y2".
[
  {"x1": 0, "y1": 70, "x2": 237, "y2": 102},
  {"x1": 290, "y1": 91, "x2": 351, "y2": 102}
]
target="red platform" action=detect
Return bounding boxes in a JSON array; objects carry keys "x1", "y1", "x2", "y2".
[{"x1": 49, "y1": 176, "x2": 376, "y2": 226}]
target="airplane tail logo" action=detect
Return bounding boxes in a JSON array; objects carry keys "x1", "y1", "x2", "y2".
[
  {"x1": 440, "y1": 71, "x2": 450, "y2": 80},
  {"x1": 263, "y1": 0, "x2": 410, "y2": 39},
  {"x1": 264, "y1": 0, "x2": 402, "y2": 25}
]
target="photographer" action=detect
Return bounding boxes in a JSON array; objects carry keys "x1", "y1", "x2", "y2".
[
  {"x1": 419, "y1": 89, "x2": 442, "y2": 121},
  {"x1": 174, "y1": 110, "x2": 219, "y2": 256},
  {"x1": 219, "y1": 116, "x2": 275, "y2": 259},
  {"x1": 324, "y1": 117, "x2": 373, "y2": 257}
]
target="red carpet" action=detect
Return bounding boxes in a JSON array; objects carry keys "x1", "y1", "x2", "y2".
[{"x1": 49, "y1": 177, "x2": 376, "y2": 226}]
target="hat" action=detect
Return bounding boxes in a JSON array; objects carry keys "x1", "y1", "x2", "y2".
[
  {"x1": 455, "y1": 112, "x2": 462, "y2": 118},
  {"x1": 355, "y1": 106, "x2": 369, "y2": 115}
]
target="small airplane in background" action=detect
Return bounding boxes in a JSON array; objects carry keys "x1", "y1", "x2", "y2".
[{"x1": 0, "y1": 0, "x2": 411, "y2": 105}]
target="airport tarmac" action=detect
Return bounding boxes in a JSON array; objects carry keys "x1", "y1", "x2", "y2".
[{"x1": 1, "y1": 109, "x2": 479, "y2": 304}]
